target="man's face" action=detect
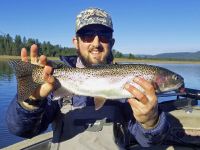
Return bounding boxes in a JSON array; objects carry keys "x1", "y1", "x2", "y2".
[{"x1": 73, "y1": 25, "x2": 115, "y2": 66}]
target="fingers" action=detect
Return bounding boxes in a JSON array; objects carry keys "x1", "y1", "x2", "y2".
[
  {"x1": 29, "y1": 45, "x2": 53, "y2": 85},
  {"x1": 125, "y1": 77, "x2": 159, "y2": 129},
  {"x1": 133, "y1": 77, "x2": 155, "y2": 96},
  {"x1": 43, "y1": 66, "x2": 55, "y2": 84},
  {"x1": 30, "y1": 63, "x2": 55, "y2": 99},
  {"x1": 32, "y1": 82, "x2": 54, "y2": 99},
  {"x1": 133, "y1": 77, "x2": 157, "y2": 102},
  {"x1": 21, "y1": 48, "x2": 28, "y2": 62},
  {"x1": 21, "y1": 44, "x2": 48, "y2": 67},
  {"x1": 33, "y1": 83, "x2": 55, "y2": 98},
  {"x1": 32, "y1": 66, "x2": 55, "y2": 99},
  {"x1": 124, "y1": 77, "x2": 157, "y2": 104},
  {"x1": 21, "y1": 44, "x2": 41, "y2": 65},
  {"x1": 125, "y1": 83, "x2": 148, "y2": 104},
  {"x1": 30, "y1": 44, "x2": 38, "y2": 64},
  {"x1": 20, "y1": 44, "x2": 54, "y2": 99},
  {"x1": 127, "y1": 98, "x2": 144, "y2": 114},
  {"x1": 38, "y1": 55, "x2": 47, "y2": 66}
]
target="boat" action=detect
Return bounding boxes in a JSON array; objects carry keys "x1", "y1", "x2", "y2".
[{"x1": 3, "y1": 88, "x2": 200, "y2": 150}]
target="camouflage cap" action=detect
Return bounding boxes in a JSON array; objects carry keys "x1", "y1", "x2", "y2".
[{"x1": 76, "y1": 7, "x2": 113, "y2": 33}]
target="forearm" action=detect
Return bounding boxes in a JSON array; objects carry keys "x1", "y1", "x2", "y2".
[
  {"x1": 128, "y1": 111, "x2": 170, "y2": 147},
  {"x1": 6, "y1": 95, "x2": 59, "y2": 138}
]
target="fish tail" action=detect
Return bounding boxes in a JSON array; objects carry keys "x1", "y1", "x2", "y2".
[{"x1": 9, "y1": 60, "x2": 41, "y2": 102}]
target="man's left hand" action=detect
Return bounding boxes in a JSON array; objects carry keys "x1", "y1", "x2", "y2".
[{"x1": 125, "y1": 77, "x2": 159, "y2": 129}]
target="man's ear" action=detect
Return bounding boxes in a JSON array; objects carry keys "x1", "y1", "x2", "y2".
[
  {"x1": 110, "y1": 38, "x2": 115, "y2": 48},
  {"x1": 73, "y1": 37, "x2": 79, "y2": 49}
]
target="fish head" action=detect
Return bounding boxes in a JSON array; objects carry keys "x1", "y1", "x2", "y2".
[{"x1": 154, "y1": 71, "x2": 184, "y2": 93}]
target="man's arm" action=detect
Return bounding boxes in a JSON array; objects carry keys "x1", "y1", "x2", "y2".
[
  {"x1": 128, "y1": 110, "x2": 170, "y2": 147},
  {"x1": 6, "y1": 95, "x2": 59, "y2": 138},
  {"x1": 124, "y1": 77, "x2": 170, "y2": 147},
  {"x1": 120, "y1": 101, "x2": 169, "y2": 147},
  {"x1": 6, "y1": 44, "x2": 57, "y2": 138}
]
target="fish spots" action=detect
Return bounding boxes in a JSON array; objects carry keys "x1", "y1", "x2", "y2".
[{"x1": 11, "y1": 60, "x2": 184, "y2": 102}]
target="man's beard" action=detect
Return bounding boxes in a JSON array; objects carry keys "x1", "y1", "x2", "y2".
[
  {"x1": 78, "y1": 52, "x2": 107, "y2": 67},
  {"x1": 76, "y1": 45, "x2": 113, "y2": 66}
]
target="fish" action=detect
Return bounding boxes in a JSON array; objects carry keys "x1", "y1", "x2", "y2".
[{"x1": 9, "y1": 60, "x2": 184, "y2": 109}]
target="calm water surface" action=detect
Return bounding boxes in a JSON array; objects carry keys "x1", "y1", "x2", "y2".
[
  {"x1": 0, "y1": 60, "x2": 200, "y2": 148},
  {"x1": 0, "y1": 61, "x2": 24, "y2": 148}
]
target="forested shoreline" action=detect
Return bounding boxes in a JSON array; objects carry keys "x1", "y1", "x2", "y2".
[
  {"x1": 0, "y1": 34, "x2": 77, "y2": 57},
  {"x1": 0, "y1": 34, "x2": 130, "y2": 58},
  {"x1": 2, "y1": 34, "x2": 199, "y2": 62}
]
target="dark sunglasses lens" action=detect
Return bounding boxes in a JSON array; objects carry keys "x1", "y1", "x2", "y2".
[
  {"x1": 99, "y1": 35, "x2": 110, "y2": 43},
  {"x1": 78, "y1": 31, "x2": 112, "y2": 43},
  {"x1": 80, "y1": 35, "x2": 95, "y2": 43}
]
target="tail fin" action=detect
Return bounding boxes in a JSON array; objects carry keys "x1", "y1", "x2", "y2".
[{"x1": 9, "y1": 60, "x2": 41, "y2": 102}]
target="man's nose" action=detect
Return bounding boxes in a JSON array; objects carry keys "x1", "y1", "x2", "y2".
[{"x1": 92, "y1": 35, "x2": 101, "y2": 47}]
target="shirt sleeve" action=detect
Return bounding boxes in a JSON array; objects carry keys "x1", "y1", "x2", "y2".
[
  {"x1": 128, "y1": 110, "x2": 170, "y2": 147},
  {"x1": 6, "y1": 94, "x2": 60, "y2": 138}
]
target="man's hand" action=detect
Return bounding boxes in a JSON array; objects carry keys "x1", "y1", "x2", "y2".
[
  {"x1": 21, "y1": 44, "x2": 55, "y2": 100},
  {"x1": 125, "y1": 77, "x2": 159, "y2": 129}
]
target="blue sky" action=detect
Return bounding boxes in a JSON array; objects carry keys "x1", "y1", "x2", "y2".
[{"x1": 0, "y1": 0, "x2": 200, "y2": 55}]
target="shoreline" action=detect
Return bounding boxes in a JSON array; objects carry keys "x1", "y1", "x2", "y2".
[
  {"x1": 1, "y1": 55, "x2": 200, "y2": 64},
  {"x1": 113, "y1": 58, "x2": 200, "y2": 64}
]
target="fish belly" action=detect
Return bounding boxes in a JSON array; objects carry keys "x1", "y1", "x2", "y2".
[{"x1": 60, "y1": 76, "x2": 133, "y2": 99}]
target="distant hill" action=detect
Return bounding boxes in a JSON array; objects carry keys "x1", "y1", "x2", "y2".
[{"x1": 136, "y1": 51, "x2": 200, "y2": 60}]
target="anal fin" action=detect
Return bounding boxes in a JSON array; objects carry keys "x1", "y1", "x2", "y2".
[{"x1": 94, "y1": 97, "x2": 106, "y2": 110}]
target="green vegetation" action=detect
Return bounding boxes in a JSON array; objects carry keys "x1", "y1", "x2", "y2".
[
  {"x1": 0, "y1": 34, "x2": 77, "y2": 57},
  {"x1": 0, "y1": 34, "x2": 199, "y2": 64},
  {"x1": 112, "y1": 50, "x2": 135, "y2": 59},
  {"x1": 113, "y1": 57, "x2": 200, "y2": 64},
  {"x1": 0, "y1": 34, "x2": 136, "y2": 59}
]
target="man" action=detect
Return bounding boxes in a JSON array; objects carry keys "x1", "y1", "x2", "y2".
[{"x1": 7, "y1": 7, "x2": 169, "y2": 149}]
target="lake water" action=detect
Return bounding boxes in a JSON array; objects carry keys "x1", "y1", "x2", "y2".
[{"x1": 1, "y1": 60, "x2": 200, "y2": 148}]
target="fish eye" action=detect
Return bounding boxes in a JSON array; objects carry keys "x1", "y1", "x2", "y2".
[{"x1": 172, "y1": 75, "x2": 178, "y2": 80}]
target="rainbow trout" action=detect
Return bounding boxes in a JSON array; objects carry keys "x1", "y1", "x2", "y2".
[{"x1": 9, "y1": 60, "x2": 184, "y2": 109}]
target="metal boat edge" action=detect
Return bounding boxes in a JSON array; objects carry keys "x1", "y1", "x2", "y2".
[{"x1": 3, "y1": 98, "x2": 200, "y2": 150}]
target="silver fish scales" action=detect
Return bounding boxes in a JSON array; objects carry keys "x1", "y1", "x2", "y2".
[{"x1": 9, "y1": 60, "x2": 184, "y2": 109}]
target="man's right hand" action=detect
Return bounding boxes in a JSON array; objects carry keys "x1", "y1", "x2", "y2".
[{"x1": 21, "y1": 44, "x2": 55, "y2": 101}]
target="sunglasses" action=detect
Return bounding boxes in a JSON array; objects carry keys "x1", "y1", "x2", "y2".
[{"x1": 77, "y1": 30, "x2": 112, "y2": 43}]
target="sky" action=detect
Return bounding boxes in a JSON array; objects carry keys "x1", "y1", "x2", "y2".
[{"x1": 0, "y1": 0, "x2": 200, "y2": 55}]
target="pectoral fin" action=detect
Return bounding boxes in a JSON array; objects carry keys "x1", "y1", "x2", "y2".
[
  {"x1": 52, "y1": 87, "x2": 74, "y2": 101},
  {"x1": 94, "y1": 97, "x2": 106, "y2": 110}
]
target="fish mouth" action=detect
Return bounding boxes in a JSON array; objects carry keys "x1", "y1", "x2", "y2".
[
  {"x1": 177, "y1": 82, "x2": 184, "y2": 89},
  {"x1": 167, "y1": 82, "x2": 185, "y2": 93},
  {"x1": 177, "y1": 82, "x2": 185, "y2": 93},
  {"x1": 159, "y1": 82, "x2": 184, "y2": 93}
]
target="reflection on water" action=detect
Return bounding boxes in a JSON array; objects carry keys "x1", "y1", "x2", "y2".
[
  {"x1": 0, "y1": 61, "x2": 14, "y2": 81},
  {"x1": 1, "y1": 60, "x2": 200, "y2": 148},
  {"x1": 0, "y1": 61, "x2": 24, "y2": 149}
]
